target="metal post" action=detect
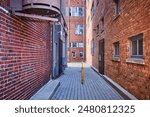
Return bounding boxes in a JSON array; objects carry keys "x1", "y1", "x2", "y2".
[{"x1": 81, "y1": 0, "x2": 85, "y2": 84}]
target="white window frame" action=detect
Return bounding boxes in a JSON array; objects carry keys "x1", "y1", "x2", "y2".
[
  {"x1": 70, "y1": 7, "x2": 83, "y2": 16},
  {"x1": 78, "y1": 42, "x2": 84, "y2": 48}
]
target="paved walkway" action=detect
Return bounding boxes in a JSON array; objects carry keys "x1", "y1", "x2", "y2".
[{"x1": 51, "y1": 63, "x2": 124, "y2": 100}]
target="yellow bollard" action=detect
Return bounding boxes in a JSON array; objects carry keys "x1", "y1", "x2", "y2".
[{"x1": 81, "y1": 62, "x2": 84, "y2": 84}]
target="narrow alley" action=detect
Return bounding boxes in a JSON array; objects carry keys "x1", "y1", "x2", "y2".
[
  {"x1": 0, "y1": 0, "x2": 150, "y2": 100},
  {"x1": 51, "y1": 63, "x2": 123, "y2": 100}
]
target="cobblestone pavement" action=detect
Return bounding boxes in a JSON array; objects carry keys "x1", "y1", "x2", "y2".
[{"x1": 51, "y1": 63, "x2": 124, "y2": 100}]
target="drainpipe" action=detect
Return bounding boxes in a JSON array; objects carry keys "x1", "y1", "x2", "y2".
[
  {"x1": 52, "y1": 24, "x2": 56, "y2": 79},
  {"x1": 68, "y1": 0, "x2": 71, "y2": 62}
]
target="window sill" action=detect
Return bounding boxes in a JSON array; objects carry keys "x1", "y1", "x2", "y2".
[
  {"x1": 112, "y1": 57, "x2": 120, "y2": 62},
  {"x1": 126, "y1": 58, "x2": 145, "y2": 65}
]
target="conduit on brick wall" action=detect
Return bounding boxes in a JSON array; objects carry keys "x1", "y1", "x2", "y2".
[{"x1": 0, "y1": 4, "x2": 52, "y2": 99}]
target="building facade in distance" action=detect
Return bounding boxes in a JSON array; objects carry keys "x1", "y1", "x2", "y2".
[
  {"x1": 64, "y1": 0, "x2": 86, "y2": 62},
  {"x1": 86, "y1": 0, "x2": 150, "y2": 99},
  {"x1": 0, "y1": 0, "x2": 67, "y2": 99}
]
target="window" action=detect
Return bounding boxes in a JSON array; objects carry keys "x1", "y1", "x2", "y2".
[
  {"x1": 96, "y1": 24, "x2": 99, "y2": 35},
  {"x1": 101, "y1": 17, "x2": 104, "y2": 32},
  {"x1": 73, "y1": 42, "x2": 78, "y2": 48},
  {"x1": 130, "y1": 34, "x2": 143, "y2": 58},
  {"x1": 78, "y1": 42, "x2": 84, "y2": 48},
  {"x1": 91, "y1": 39, "x2": 94, "y2": 56},
  {"x1": 114, "y1": 0, "x2": 120, "y2": 15},
  {"x1": 80, "y1": 52, "x2": 84, "y2": 58},
  {"x1": 70, "y1": 7, "x2": 83, "y2": 16},
  {"x1": 70, "y1": 42, "x2": 78, "y2": 48},
  {"x1": 70, "y1": 42, "x2": 84, "y2": 48},
  {"x1": 91, "y1": 1, "x2": 94, "y2": 17},
  {"x1": 70, "y1": 42, "x2": 73, "y2": 48},
  {"x1": 72, "y1": 51, "x2": 76, "y2": 58},
  {"x1": 79, "y1": 7, "x2": 83, "y2": 16},
  {"x1": 114, "y1": 42, "x2": 119, "y2": 57},
  {"x1": 75, "y1": 25, "x2": 84, "y2": 35}
]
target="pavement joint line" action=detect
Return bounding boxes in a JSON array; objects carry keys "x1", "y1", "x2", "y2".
[{"x1": 91, "y1": 65, "x2": 138, "y2": 100}]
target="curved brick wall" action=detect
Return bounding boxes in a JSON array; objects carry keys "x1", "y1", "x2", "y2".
[{"x1": 0, "y1": 1, "x2": 52, "y2": 99}]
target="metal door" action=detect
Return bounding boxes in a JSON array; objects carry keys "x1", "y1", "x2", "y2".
[{"x1": 99, "y1": 39, "x2": 104, "y2": 74}]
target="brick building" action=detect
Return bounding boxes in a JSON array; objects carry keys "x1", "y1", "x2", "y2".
[
  {"x1": 0, "y1": 0, "x2": 67, "y2": 99},
  {"x1": 86, "y1": 0, "x2": 150, "y2": 99},
  {"x1": 64, "y1": 0, "x2": 86, "y2": 62}
]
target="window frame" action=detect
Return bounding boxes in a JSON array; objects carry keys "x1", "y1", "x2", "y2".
[
  {"x1": 72, "y1": 51, "x2": 76, "y2": 58},
  {"x1": 75, "y1": 24, "x2": 84, "y2": 35},
  {"x1": 113, "y1": 42, "x2": 120, "y2": 57},
  {"x1": 70, "y1": 42, "x2": 78, "y2": 48},
  {"x1": 79, "y1": 52, "x2": 84, "y2": 58},
  {"x1": 78, "y1": 42, "x2": 84, "y2": 48},
  {"x1": 130, "y1": 34, "x2": 143, "y2": 59},
  {"x1": 70, "y1": 7, "x2": 83, "y2": 17}
]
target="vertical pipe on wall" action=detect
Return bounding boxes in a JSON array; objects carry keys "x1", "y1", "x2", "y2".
[{"x1": 68, "y1": 0, "x2": 71, "y2": 62}]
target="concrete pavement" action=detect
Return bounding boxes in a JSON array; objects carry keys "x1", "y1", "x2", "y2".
[{"x1": 51, "y1": 63, "x2": 124, "y2": 100}]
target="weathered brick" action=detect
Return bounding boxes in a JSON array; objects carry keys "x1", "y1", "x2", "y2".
[
  {"x1": 86, "y1": 0, "x2": 150, "y2": 100},
  {"x1": 0, "y1": 1, "x2": 52, "y2": 99}
]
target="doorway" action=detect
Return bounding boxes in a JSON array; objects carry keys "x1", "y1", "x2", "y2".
[{"x1": 99, "y1": 39, "x2": 105, "y2": 74}]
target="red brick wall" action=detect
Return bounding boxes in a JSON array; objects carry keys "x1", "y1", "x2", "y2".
[
  {"x1": 86, "y1": 0, "x2": 150, "y2": 99},
  {"x1": 105, "y1": 0, "x2": 150, "y2": 100},
  {"x1": 0, "y1": 2, "x2": 52, "y2": 99}
]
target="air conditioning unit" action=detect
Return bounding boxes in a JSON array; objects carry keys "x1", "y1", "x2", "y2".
[{"x1": 10, "y1": 0, "x2": 60, "y2": 21}]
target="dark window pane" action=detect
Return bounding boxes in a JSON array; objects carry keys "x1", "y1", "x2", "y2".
[
  {"x1": 79, "y1": 8, "x2": 83, "y2": 16},
  {"x1": 116, "y1": 0, "x2": 120, "y2": 15},
  {"x1": 114, "y1": 42, "x2": 119, "y2": 56},
  {"x1": 72, "y1": 51, "x2": 76, "y2": 58},
  {"x1": 138, "y1": 39, "x2": 143, "y2": 55},
  {"x1": 80, "y1": 52, "x2": 84, "y2": 58},
  {"x1": 132, "y1": 40, "x2": 137, "y2": 55}
]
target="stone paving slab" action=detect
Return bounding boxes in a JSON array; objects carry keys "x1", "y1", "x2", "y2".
[{"x1": 51, "y1": 63, "x2": 124, "y2": 100}]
